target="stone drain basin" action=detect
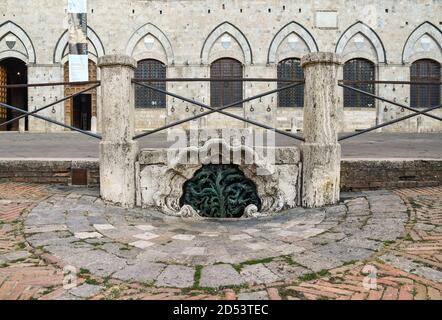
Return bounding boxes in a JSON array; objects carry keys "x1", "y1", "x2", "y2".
[{"x1": 136, "y1": 138, "x2": 302, "y2": 218}]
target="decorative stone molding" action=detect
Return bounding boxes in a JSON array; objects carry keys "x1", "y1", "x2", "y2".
[
  {"x1": 341, "y1": 51, "x2": 377, "y2": 64},
  {"x1": 0, "y1": 50, "x2": 28, "y2": 63},
  {"x1": 336, "y1": 21, "x2": 386, "y2": 64},
  {"x1": 126, "y1": 23, "x2": 174, "y2": 65},
  {"x1": 54, "y1": 26, "x2": 105, "y2": 64},
  {"x1": 402, "y1": 22, "x2": 442, "y2": 64},
  {"x1": 0, "y1": 21, "x2": 36, "y2": 63},
  {"x1": 201, "y1": 22, "x2": 253, "y2": 65},
  {"x1": 267, "y1": 21, "x2": 319, "y2": 64},
  {"x1": 138, "y1": 138, "x2": 301, "y2": 217}
]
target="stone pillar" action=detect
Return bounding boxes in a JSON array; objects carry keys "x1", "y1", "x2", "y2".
[
  {"x1": 98, "y1": 55, "x2": 138, "y2": 208},
  {"x1": 301, "y1": 52, "x2": 342, "y2": 208}
]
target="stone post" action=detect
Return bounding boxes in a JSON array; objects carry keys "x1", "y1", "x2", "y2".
[
  {"x1": 98, "y1": 55, "x2": 138, "y2": 208},
  {"x1": 301, "y1": 52, "x2": 342, "y2": 208}
]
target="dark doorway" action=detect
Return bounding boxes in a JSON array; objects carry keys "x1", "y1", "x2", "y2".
[
  {"x1": 72, "y1": 94, "x2": 91, "y2": 130},
  {"x1": 0, "y1": 58, "x2": 28, "y2": 131}
]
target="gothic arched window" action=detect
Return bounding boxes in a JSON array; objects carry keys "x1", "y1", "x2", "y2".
[
  {"x1": 343, "y1": 58, "x2": 376, "y2": 108},
  {"x1": 135, "y1": 59, "x2": 166, "y2": 108},
  {"x1": 277, "y1": 58, "x2": 304, "y2": 107},
  {"x1": 210, "y1": 58, "x2": 243, "y2": 108},
  {"x1": 410, "y1": 59, "x2": 441, "y2": 108}
]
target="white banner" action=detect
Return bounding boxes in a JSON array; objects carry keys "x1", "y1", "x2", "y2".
[
  {"x1": 69, "y1": 55, "x2": 89, "y2": 83},
  {"x1": 68, "y1": 0, "x2": 88, "y2": 82},
  {"x1": 68, "y1": 0, "x2": 87, "y2": 13}
]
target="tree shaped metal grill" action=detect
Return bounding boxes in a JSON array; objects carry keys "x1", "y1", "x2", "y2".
[{"x1": 180, "y1": 164, "x2": 262, "y2": 218}]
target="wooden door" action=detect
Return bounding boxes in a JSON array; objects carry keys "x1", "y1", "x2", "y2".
[{"x1": 0, "y1": 65, "x2": 7, "y2": 130}]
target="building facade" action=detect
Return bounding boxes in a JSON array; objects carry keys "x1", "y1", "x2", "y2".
[{"x1": 0, "y1": 0, "x2": 441, "y2": 134}]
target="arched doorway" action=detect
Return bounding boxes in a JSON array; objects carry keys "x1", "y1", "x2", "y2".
[
  {"x1": 0, "y1": 58, "x2": 28, "y2": 131},
  {"x1": 63, "y1": 59, "x2": 97, "y2": 131}
]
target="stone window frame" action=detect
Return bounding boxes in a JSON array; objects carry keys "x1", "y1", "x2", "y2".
[
  {"x1": 126, "y1": 23, "x2": 175, "y2": 66},
  {"x1": 335, "y1": 21, "x2": 387, "y2": 64},
  {"x1": 134, "y1": 59, "x2": 167, "y2": 109},
  {"x1": 54, "y1": 26, "x2": 105, "y2": 64},
  {"x1": 277, "y1": 58, "x2": 305, "y2": 108},
  {"x1": 201, "y1": 22, "x2": 253, "y2": 66},
  {"x1": 342, "y1": 58, "x2": 377, "y2": 109},
  {"x1": 402, "y1": 22, "x2": 442, "y2": 65},
  {"x1": 210, "y1": 57, "x2": 244, "y2": 109},
  {"x1": 0, "y1": 21, "x2": 36, "y2": 64},
  {"x1": 267, "y1": 21, "x2": 318, "y2": 65}
]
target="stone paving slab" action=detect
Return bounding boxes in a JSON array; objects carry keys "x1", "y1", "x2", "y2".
[
  {"x1": 240, "y1": 264, "x2": 281, "y2": 285},
  {"x1": 113, "y1": 262, "x2": 166, "y2": 284},
  {"x1": 2, "y1": 182, "x2": 442, "y2": 300},
  {"x1": 69, "y1": 284, "x2": 103, "y2": 299},
  {"x1": 200, "y1": 265, "x2": 245, "y2": 288},
  {"x1": 156, "y1": 265, "x2": 195, "y2": 288},
  {"x1": 21, "y1": 187, "x2": 410, "y2": 289}
]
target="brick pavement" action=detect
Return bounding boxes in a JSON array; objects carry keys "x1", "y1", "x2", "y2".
[{"x1": 0, "y1": 182, "x2": 441, "y2": 300}]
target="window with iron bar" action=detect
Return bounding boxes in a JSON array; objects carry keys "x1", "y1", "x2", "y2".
[
  {"x1": 277, "y1": 58, "x2": 304, "y2": 107},
  {"x1": 135, "y1": 59, "x2": 166, "y2": 108},
  {"x1": 343, "y1": 58, "x2": 376, "y2": 108},
  {"x1": 410, "y1": 59, "x2": 441, "y2": 108},
  {"x1": 210, "y1": 58, "x2": 243, "y2": 108}
]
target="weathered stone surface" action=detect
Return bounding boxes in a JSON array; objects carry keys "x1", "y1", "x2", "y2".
[
  {"x1": 74, "y1": 232, "x2": 103, "y2": 240},
  {"x1": 200, "y1": 265, "x2": 245, "y2": 288},
  {"x1": 240, "y1": 264, "x2": 280, "y2": 285},
  {"x1": 301, "y1": 53, "x2": 342, "y2": 208},
  {"x1": 99, "y1": 55, "x2": 138, "y2": 208},
  {"x1": 24, "y1": 225, "x2": 68, "y2": 234},
  {"x1": 1, "y1": 251, "x2": 31, "y2": 262},
  {"x1": 238, "y1": 291, "x2": 269, "y2": 300},
  {"x1": 139, "y1": 139, "x2": 301, "y2": 216},
  {"x1": 156, "y1": 265, "x2": 195, "y2": 288},
  {"x1": 69, "y1": 284, "x2": 103, "y2": 299},
  {"x1": 313, "y1": 243, "x2": 373, "y2": 263},
  {"x1": 113, "y1": 262, "x2": 166, "y2": 283},
  {"x1": 23, "y1": 189, "x2": 410, "y2": 288},
  {"x1": 292, "y1": 251, "x2": 344, "y2": 272}
]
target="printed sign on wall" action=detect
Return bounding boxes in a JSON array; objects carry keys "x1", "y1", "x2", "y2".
[{"x1": 68, "y1": 0, "x2": 88, "y2": 82}]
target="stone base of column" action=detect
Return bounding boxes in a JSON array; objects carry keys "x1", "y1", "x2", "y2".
[
  {"x1": 99, "y1": 140, "x2": 139, "y2": 208},
  {"x1": 301, "y1": 143, "x2": 341, "y2": 208}
]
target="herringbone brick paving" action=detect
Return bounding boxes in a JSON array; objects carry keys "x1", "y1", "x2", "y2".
[{"x1": 0, "y1": 182, "x2": 441, "y2": 300}]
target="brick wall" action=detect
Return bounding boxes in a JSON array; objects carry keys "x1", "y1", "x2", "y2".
[
  {"x1": 341, "y1": 160, "x2": 442, "y2": 191},
  {"x1": 1, "y1": 158, "x2": 441, "y2": 192},
  {"x1": 0, "y1": 159, "x2": 99, "y2": 187}
]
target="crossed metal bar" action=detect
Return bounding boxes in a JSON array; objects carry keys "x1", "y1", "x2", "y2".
[
  {"x1": 132, "y1": 78, "x2": 302, "y2": 83},
  {"x1": 0, "y1": 82, "x2": 101, "y2": 139},
  {"x1": 339, "y1": 83, "x2": 442, "y2": 122},
  {"x1": 0, "y1": 80, "x2": 100, "y2": 89},
  {"x1": 132, "y1": 80, "x2": 306, "y2": 141},
  {"x1": 338, "y1": 82, "x2": 442, "y2": 141},
  {"x1": 0, "y1": 83, "x2": 100, "y2": 129}
]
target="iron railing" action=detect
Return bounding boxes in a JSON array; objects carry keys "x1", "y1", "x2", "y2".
[
  {"x1": 338, "y1": 80, "x2": 442, "y2": 141},
  {"x1": 0, "y1": 80, "x2": 101, "y2": 139},
  {"x1": 1, "y1": 77, "x2": 440, "y2": 145},
  {"x1": 132, "y1": 78, "x2": 306, "y2": 141}
]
